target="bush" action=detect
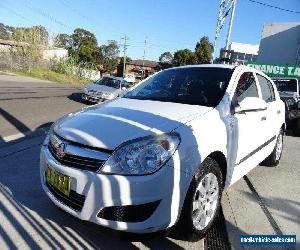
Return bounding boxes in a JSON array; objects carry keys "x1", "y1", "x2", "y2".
[{"x1": 50, "y1": 57, "x2": 97, "y2": 79}]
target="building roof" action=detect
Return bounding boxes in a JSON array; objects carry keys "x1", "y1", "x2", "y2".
[{"x1": 127, "y1": 59, "x2": 159, "y2": 68}]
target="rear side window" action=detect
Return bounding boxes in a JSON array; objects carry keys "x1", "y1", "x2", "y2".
[
  {"x1": 234, "y1": 72, "x2": 258, "y2": 103},
  {"x1": 256, "y1": 74, "x2": 275, "y2": 103}
]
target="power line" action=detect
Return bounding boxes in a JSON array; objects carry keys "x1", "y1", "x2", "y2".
[{"x1": 247, "y1": 0, "x2": 300, "y2": 14}]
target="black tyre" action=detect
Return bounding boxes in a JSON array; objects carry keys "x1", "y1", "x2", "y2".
[
  {"x1": 292, "y1": 119, "x2": 300, "y2": 136},
  {"x1": 175, "y1": 157, "x2": 223, "y2": 241},
  {"x1": 261, "y1": 128, "x2": 283, "y2": 167}
]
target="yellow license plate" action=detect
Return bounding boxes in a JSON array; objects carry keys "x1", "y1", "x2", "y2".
[{"x1": 46, "y1": 167, "x2": 71, "y2": 197}]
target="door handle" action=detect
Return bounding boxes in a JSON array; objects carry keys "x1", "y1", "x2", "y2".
[
  {"x1": 261, "y1": 116, "x2": 267, "y2": 121},
  {"x1": 277, "y1": 110, "x2": 281, "y2": 114}
]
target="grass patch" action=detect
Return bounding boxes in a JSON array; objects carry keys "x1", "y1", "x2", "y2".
[{"x1": 17, "y1": 68, "x2": 91, "y2": 84}]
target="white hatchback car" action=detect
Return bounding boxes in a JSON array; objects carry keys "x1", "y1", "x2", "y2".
[{"x1": 40, "y1": 64, "x2": 285, "y2": 240}]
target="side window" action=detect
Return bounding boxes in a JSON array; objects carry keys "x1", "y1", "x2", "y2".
[
  {"x1": 256, "y1": 74, "x2": 275, "y2": 103},
  {"x1": 235, "y1": 72, "x2": 258, "y2": 103}
]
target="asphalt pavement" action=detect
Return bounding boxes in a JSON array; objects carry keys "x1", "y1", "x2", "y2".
[{"x1": 0, "y1": 73, "x2": 299, "y2": 250}]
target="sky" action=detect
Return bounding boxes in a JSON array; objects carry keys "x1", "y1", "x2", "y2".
[{"x1": 0, "y1": 0, "x2": 299, "y2": 61}]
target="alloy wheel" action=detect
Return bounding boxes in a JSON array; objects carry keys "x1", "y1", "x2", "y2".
[{"x1": 192, "y1": 173, "x2": 219, "y2": 230}]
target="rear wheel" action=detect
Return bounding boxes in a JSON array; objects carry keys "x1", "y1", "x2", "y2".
[
  {"x1": 292, "y1": 119, "x2": 300, "y2": 136},
  {"x1": 262, "y1": 128, "x2": 283, "y2": 167},
  {"x1": 175, "y1": 157, "x2": 222, "y2": 241}
]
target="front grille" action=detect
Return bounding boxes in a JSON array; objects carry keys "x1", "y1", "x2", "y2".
[
  {"x1": 97, "y1": 200, "x2": 161, "y2": 222},
  {"x1": 46, "y1": 183, "x2": 86, "y2": 211},
  {"x1": 48, "y1": 134, "x2": 108, "y2": 172},
  {"x1": 48, "y1": 143, "x2": 104, "y2": 171}
]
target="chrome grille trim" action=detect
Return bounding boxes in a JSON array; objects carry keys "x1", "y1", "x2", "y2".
[{"x1": 48, "y1": 133, "x2": 110, "y2": 172}]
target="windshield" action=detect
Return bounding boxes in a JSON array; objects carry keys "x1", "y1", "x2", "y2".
[
  {"x1": 95, "y1": 77, "x2": 121, "y2": 89},
  {"x1": 273, "y1": 79, "x2": 298, "y2": 93},
  {"x1": 124, "y1": 67, "x2": 233, "y2": 107}
]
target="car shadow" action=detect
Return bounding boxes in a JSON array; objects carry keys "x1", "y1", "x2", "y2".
[{"x1": 67, "y1": 92, "x2": 88, "y2": 104}]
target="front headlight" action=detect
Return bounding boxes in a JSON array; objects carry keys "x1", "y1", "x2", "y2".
[
  {"x1": 286, "y1": 98, "x2": 295, "y2": 107},
  {"x1": 100, "y1": 133, "x2": 180, "y2": 175},
  {"x1": 42, "y1": 123, "x2": 54, "y2": 146}
]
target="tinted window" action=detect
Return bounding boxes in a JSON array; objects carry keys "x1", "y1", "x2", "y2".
[
  {"x1": 121, "y1": 80, "x2": 130, "y2": 88},
  {"x1": 256, "y1": 74, "x2": 275, "y2": 102},
  {"x1": 95, "y1": 77, "x2": 120, "y2": 89},
  {"x1": 273, "y1": 79, "x2": 298, "y2": 93},
  {"x1": 124, "y1": 67, "x2": 233, "y2": 107},
  {"x1": 235, "y1": 72, "x2": 258, "y2": 103}
]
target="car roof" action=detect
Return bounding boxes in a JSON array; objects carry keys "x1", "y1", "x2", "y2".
[
  {"x1": 171, "y1": 64, "x2": 236, "y2": 70},
  {"x1": 103, "y1": 76, "x2": 125, "y2": 81}
]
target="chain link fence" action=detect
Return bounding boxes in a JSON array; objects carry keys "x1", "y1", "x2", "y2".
[{"x1": 0, "y1": 52, "x2": 49, "y2": 72}]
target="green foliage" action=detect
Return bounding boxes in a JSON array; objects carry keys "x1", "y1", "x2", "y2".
[
  {"x1": 50, "y1": 56, "x2": 96, "y2": 78},
  {"x1": 172, "y1": 49, "x2": 197, "y2": 66},
  {"x1": 53, "y1": 33, "x2": 71, "y2": 49},
  {"x1": 12, "y1": 25, "x2": 49, "y2": 46},
  {"x1": 55, "y1": 29, "x2": 120, "y2": 75},
  {"x1": 195, "y1": 36, "x2": 213, "y2": 64},
  {"x1": 118, "y1": 56, "x2": 132, "y2": 64},
  {"x1": 18, "y1": 68, "x2": 91, "y2": 84},
  {"x1": 68, "y1": 28, "x2": 98, "y2": 63},
  {"x1": 159, "y1": 51, "x2": 173, "y2": 69},
  {"x1": 93, "y1": 40, "x2": 120, "y2": 75}
]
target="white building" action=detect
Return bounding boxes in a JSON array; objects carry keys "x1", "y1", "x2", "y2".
[
  {"x1": 257, "y1": 22, "x2": 300, "y2": 65},
  {"x1": 228, "y1": 42, "x2": 259, "y2": 63},
  {"x1": 0, "y1": 39, "x2": 68, "y2": 60}
]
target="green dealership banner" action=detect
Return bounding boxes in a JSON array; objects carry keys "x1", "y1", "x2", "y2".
[{"x1": 245, "y1": 62, "x2": 300, "y2": 79}]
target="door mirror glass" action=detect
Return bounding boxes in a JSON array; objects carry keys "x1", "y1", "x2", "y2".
[{"x1": 234, "y1": 97, "x2": 267, "y2": 114}]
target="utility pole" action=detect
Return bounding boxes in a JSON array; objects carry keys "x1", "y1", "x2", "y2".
[
  {"x1": 225, "y1": 0, "x2": 237, "y2": 50},
  {"x1": 122, "y1": 35, "x2": 128, "y2": 78},
  {"x1": 142, "y1": 36, "x2": 147, "y2": 79}
]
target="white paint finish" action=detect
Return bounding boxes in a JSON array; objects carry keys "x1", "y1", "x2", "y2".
[
  {"x1": 41, "y1": 64, "x2": 285, "y2": 233},
  {"x1": 54, "y1": 97, "x2": 212, "y2": 150}
]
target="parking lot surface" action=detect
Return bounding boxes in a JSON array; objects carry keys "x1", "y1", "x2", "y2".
[{"x1": 1, "y1": 74, "x2": 299, "y2": 249}]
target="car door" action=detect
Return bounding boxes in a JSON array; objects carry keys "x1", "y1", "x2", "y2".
[
  {"x1": 228, "y1": 71, "x2": 267, "y2": 183},
  {"x1": 255, "y1": 73, "x2": 278, "y2": 151}
]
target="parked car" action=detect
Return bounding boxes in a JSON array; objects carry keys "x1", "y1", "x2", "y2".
[
  {"x1": 124, "y1": 73, "x2": 136, "y2": 84},
  {"x1": 82, "y1": 76, "x2": 129, "y2": 103},
  {"x1": 41, "y1": 64, "x2": 285, "y2": 240},
  {"x1": 272, "y1": 77, "x2": 300, "y2": 135}
]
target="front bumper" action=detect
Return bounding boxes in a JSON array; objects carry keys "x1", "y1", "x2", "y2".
[
  {"x1": 82, "y1": 93, "x2": 107, "y2": 103},
  {"x1": 40, "y1": 145, "x2": 189, "y2": 233}
]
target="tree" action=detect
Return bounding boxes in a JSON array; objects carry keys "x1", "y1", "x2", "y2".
[
  {"x1": 159, "y1": 51, "x2": 173, "y2": 69},
  {"x1": 118, "y1": 56, "x2": 131, "y2": 64},
  {"x1": 68, "y1": 28, "x2": 98, "y2": 63},
  {"x1": 54, "y1": 33, "x2": 71, "y2": 49},
  {"x1": 195, "y1": 36, "x2": 213, "y2": 64},
  {"x1": 93, "y1": 40, "x2": 120, "y2": 76},
  {"x1": 172, "y1": 49, "x2": 196, "y2": 66}
]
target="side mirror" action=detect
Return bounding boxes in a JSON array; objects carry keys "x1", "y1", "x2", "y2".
[
  {"x1": 234, "y1": 97, "x2": 267, "y2": 114},
  {"x1": 121, "y1": 87, "x2": 127, "y2": 91}
]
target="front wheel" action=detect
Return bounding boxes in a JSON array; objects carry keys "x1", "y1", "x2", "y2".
[{"x1": 175, "y1": 157, "x2": 223, "y2": 241}]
